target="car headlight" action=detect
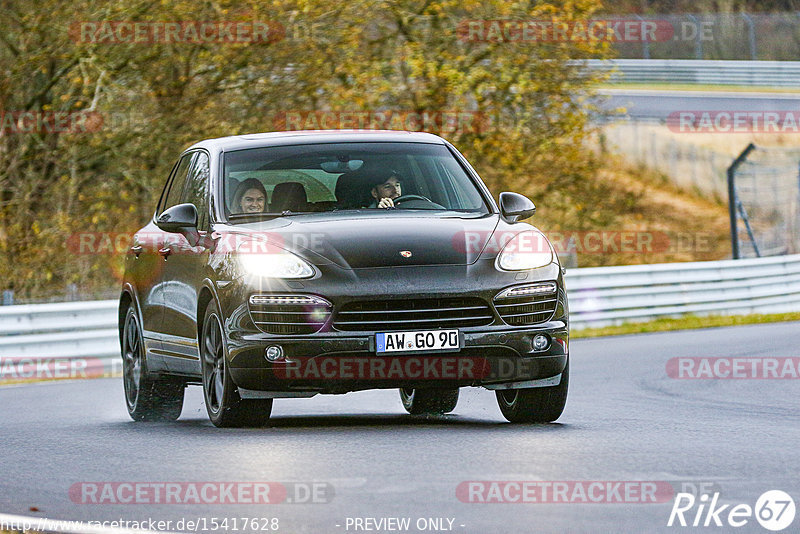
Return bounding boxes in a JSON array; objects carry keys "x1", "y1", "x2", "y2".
[
  {"x1": 496, "y1": 230, "x2": 553, "y2": 271},
  {"x1": 238, "y1": 249, "x2": 315, "y2": 279}
]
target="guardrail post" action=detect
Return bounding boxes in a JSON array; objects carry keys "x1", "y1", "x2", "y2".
[
  {"x1": 687, "y1": 14, "x2": 703, "y2": 59},
  {"x1": 67, "y1": 283, "x2": 78, "y2": 301},
  {"x1": 635, "y1": 15, "x2": 650, "y2": 59},
  {"x1": 728, "y1": 143, "x2": 757, "y2": 259},
  {"x1": 742, "y1": 13, "x2": 757, "y2": 60}
]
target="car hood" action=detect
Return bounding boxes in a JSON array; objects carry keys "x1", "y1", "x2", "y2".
[{"x1": 233, "y1": 212, "x2": 501, "y2": 269}]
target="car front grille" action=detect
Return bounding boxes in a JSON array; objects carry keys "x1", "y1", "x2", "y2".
[
  {"x1": 494, "y1": 282, "x2": 558, "y2": 326},
  {"x1": 248, "y1": 295, "x2": 332, "y2": 335},
  {"x1": 333, "y1": 297, "x2": 494, "y2": 332}
]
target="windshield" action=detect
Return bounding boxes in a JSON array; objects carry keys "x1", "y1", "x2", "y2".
[{"x1": 222, "y1": 142, "x2": 489, "y2": 221}]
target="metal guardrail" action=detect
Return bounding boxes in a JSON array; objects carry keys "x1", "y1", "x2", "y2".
[
  {"x1": 1, "y1": 254, "x2": 800, "y2": 369},
  {"x1": 567, "y1": 253, "x2": 800, "y2": 328},
  {"x1": 0, "y1": 300, "x2": 119, "y2": 360},
  {"x1": 583, "y1": 59, "x2": 800, "y2": 87}
]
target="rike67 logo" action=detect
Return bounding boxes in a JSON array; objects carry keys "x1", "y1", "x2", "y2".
[{"x1": 668, "y1": 490, "x2": 795, "y2": 531}]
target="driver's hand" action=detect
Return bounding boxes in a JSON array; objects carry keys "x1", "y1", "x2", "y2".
[{"x1": 378, "y1": 197, "x2": 395, "y2": 209}]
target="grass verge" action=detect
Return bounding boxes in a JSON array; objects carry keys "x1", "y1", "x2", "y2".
[
  {"x1": 572, "y1": 312, "x2": 800, "y2": 338},
  {"x1": 0, "y1": 372, "x2": 121, "y2": 387}
]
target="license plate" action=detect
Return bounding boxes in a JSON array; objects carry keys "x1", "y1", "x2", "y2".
[{"x1": 376, "y1": 329, "x2": 460, "y2": 353}]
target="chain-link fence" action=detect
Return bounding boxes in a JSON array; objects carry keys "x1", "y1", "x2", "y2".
[
  {"x1": 601, "y1": 122, "x2": 800, "y2": 259},
  {"x1": 601, "y1": 121, "x2": 731, "y2": 199},
  {"x1": 730, "y1": 146, "x2": 800, "y2": 258},
  {"x1": 612, "y1": 12, "x2": 800, "y2": 60}
]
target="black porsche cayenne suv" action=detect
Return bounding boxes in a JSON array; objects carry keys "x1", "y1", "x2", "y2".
[{"x1": 119, "y1": 130, "x2": 569, "y2": 427}]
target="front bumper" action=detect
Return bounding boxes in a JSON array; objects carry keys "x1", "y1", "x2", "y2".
[
  {"x1": 227, "y1": 322, "x2": 568, "y2": 394},
  {"x1": 219, "y1": 259, "x2": 569, "y2": 394}
]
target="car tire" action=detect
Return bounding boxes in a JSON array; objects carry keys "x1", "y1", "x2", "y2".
[
  {"x1": 399, "y1": 388, "x2": 459, "y2": 415},
  {"x1": 495, "y1": 360, "x2": 569, "y2": 423},
  {"x1": 122, "y1": 304, "x2": 185, "y2": 422},
  {"x1": 201, "y1": 299, "x2": 273, "y2": 428}
]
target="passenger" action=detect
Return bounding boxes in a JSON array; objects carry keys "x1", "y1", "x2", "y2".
[{"x1": 231, "y1": 178, "x2": 267, "y2": 213}]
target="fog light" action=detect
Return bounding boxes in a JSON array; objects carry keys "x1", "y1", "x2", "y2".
[
  {"x1": 265, "y1": 346, "x2": 284, "y2": 361},
  {"x1": 532, "y1": 334, "x2": 549, "y2": 351}
]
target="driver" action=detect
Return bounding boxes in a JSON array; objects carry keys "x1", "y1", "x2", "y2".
[{"x1": 368, "y1": 171, "x2": 402, "y2": 209}]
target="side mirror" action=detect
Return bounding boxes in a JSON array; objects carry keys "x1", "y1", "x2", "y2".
[
  {"x1": 156, "y1": 203, "x2": 198, "y2": 234},
  {"x1": 499, "y1": 192, "x2": 536, "y2": 222}
]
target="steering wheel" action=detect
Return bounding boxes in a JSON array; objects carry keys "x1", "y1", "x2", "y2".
[
  {"x1": 392, "y1": 194, "x2": 433, "y2": 204},
  {"x1": 391, "y1": 194, "x2": 446, "y2": 210}
]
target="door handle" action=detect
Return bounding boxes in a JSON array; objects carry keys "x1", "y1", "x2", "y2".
[{"x1": 130, "y1": 245, "x2": 143, "y2": 257}]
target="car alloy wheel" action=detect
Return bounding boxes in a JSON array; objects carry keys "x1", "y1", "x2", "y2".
[
  {"x1": 122, "y1": 311, "x2": 143, "y2": 410},
  {"x1": 201, "y1": 300, "x2": 273, "y2": 427},
  {"x1": 121, "y1": 304, "x2": 184, "y2": 421},
  {"x1": 202, "y1": 311, "x2": 226, "y2": 415}
]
